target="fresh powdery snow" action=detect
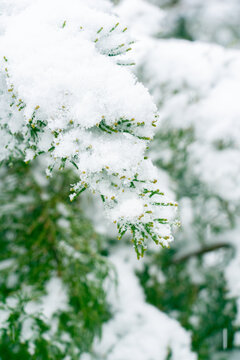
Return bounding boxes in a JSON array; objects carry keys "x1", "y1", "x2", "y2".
[
  {"x1": 117, "y1": 0, "x2": 165, "y2": 37},
  {"x1": 0, "y1": 0, "x2": 177, "y2": 256}
]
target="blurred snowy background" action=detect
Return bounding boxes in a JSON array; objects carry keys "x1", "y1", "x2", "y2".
[{"x1": 96, "y1": 1, "x2": 240, "y2": 359}]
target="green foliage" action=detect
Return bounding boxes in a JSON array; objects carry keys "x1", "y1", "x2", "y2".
[{"x1": 0, "y1": 159, "x2": 112, "y2": 359}]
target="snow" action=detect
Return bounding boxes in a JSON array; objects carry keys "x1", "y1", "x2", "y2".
[
  {"x1": 92, "y1": 249, "x2": 196, "y2": 360},
  {"x1": 0, "y1": 258, "x2": 14, "y2": 270},
  {"x1": 0, "y1": 309, "x2": 10, "y2": 329},
  {"x1": 111, "y1": 196, "x2": 144, "y2": 219},
  {"x1": 41, "y1": 277, "x2": 69, "y2": 318},
  {"x1": 117, "y1": 0, "x2": 165, "y2": 37},
  {"x1": 25, "y1": 277, "x2": 69, "y2": 319},
  {"x1": 1, "y1": 1, "x2": 154, "y2": 129}
]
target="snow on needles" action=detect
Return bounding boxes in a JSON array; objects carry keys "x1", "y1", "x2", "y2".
[{"x1": 0, "y1": 0, "x2": 177, "y2": 256}]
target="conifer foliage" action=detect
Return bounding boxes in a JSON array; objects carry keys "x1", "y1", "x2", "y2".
[
  {"x1": 0, "y1": 161, "x2": 111, "y2": 359},
  {"x1": 0, "y1": 0, "x2": 176, "y2": 258}
]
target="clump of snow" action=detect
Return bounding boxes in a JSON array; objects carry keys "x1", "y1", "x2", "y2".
[
  {"x1": 111, "y1": 197, "x2": 144, "y2": 220},
  {"x1": 41, "y1": 277, "x2": 69, "y2": 318}
]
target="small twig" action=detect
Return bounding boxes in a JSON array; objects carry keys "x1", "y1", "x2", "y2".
[{"x1": 173, "y1": 242, "x2": 233, "y2": 264}]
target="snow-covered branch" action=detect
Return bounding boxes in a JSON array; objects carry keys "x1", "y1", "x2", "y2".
[{"x1": 0, "y1": 0, "x2": 177, "y2": 257}]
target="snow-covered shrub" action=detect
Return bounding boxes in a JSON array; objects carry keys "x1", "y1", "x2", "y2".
[
  {"x1": 134, "y1": 37, "x2": 240, "y2": 359},
  {"x1": 0, "y1": 0, "x2": 177, "y2": 258}
]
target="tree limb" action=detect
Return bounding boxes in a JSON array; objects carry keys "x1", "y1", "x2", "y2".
[{"x1": 173, "y1": 242, "x2": 233, "y2": 264}]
